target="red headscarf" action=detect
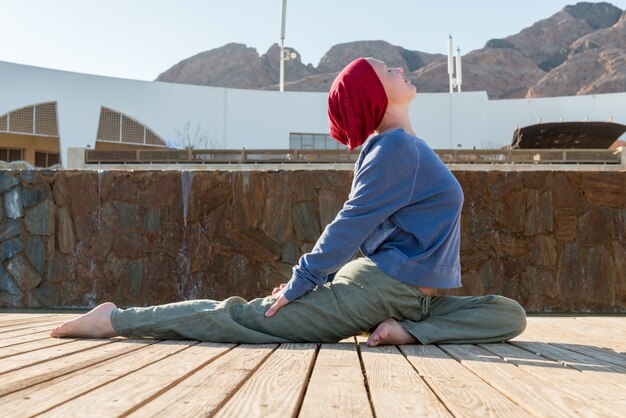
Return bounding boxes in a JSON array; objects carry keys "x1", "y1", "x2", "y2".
[{"x1": 328, "y1": 58, "x2": 388, "y2": 150}]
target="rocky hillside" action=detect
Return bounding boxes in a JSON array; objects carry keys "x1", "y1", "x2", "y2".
[{"x1": 156, "y1": 2, "x2": 625, "y2": 99}]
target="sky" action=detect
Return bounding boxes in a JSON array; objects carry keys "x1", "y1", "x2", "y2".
[{"x1": 1, "y1": 0, "x2": 625, "y2": 81}]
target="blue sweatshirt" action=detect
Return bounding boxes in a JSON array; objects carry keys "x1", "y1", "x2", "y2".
[{"x1": 282, "y1": 128, "x2": 464, "y2": 302}]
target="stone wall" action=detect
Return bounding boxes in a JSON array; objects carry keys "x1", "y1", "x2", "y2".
[{"x1": 0, "y1": 169, "x2": 623, "y2": 312}]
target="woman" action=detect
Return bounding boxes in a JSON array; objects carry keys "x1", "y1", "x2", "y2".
[{"x1": 51, "y1": 58, "x2": 526, "y2": 346}]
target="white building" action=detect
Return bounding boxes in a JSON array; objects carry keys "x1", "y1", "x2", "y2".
[{"x1": 1, "y1": 60, "x2": 625, "y2": 168}]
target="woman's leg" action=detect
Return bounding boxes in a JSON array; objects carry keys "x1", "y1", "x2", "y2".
[
  {"x1": 53, "y1": 258, "x2": 430, "y2": 343},
  {"x1": 396, "y1": 294, "x2": 527, "y2": 345}
]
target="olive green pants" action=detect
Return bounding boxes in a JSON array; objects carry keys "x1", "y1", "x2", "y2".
[{"x1": 111, "y1": 257, "x2": 527, "y2": 344}]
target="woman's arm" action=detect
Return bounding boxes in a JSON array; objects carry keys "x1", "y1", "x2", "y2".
[{"x1": 266, "y1": 136, "x2": 420, "y2": 316}]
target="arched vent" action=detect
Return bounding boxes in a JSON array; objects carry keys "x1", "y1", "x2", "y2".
[
  {"x1": 96, "y1": 107, "x2": 166, "y2": 146},
  {"x1": 0, "y1": 102, "x2": 59, "y2": 137}
]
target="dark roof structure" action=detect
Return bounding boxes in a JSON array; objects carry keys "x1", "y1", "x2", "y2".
[{"x1": 512, "y1": 122, "x2": 626, "y2": 149}]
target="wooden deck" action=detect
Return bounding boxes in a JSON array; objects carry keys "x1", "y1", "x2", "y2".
[{"x1": 0, "y1": 313, "x2": 624, "y2": 417}]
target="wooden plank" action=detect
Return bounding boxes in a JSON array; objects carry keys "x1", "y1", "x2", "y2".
[
  {"x1": 551, "y1": 343, "x2": 626, "y2": 368},
  {"x1": 0, "y1": 340, "x2": 194, "y2": 417},
  {"x1": 0, "y1": 338, "x2": 156, "y2": 397},
  {"x1": 0, "y1": 324, "x2": 68, "y2": 341},
  {"x1": 0, "y1": 317, "x2": 72, "y2": 334},
  {"x1": 480, "y1": 343, "x2": 626, "y2": 401},
  {"x1": 214, "y1": 343, "x2": 317, "y2": 418},
  {"x1": 357, "y1": 338, "x2": 451, "y2": 418},
  {"x1": 128, "y1": 344, "x2": 276, "y2": 417},
  {"x1": 0, "y1": 314, "x2": 75, "y2": 328},
  {"x1": 299, "y1": 342, "x2": 372, "y2": 418},
  {"x1": 400, "y1": 344, "x2": 530, "y2": 418},
  {"x1": 0, "y1": 339, "x2": 113, "y2": 374},
  {"x1": 38, "y1": 342, "x2": 234, "y2": 418},
  {"x1": 441, "y1": 344, "x2": 603, "y2": 417},
  {"x1": 574, "y1": 316, "x2": 626, "y2": 332},
  {"x1": 480, "y1": 343, "x2": 626, "y2": 403},
  {"x1": 0, "y1": 336, "x2": 79, "y2": 360},
  {"x1": 510, "y1": 340, "x2": 626, "y2": 390},
  {"x1": 0, "y1": 331, "x2": 51, "y2": 348},
  {"x1": 521, "y1": 317, "x2": 626, "y2": 353}
]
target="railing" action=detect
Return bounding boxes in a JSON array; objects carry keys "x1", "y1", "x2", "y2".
[{"x1": 84, "y1": 148, "x2": 623, "y2": 165}]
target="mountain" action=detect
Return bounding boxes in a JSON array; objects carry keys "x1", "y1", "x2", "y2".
[{"x1": 155, "y1": 2, "x2": 626, "y2": 99}]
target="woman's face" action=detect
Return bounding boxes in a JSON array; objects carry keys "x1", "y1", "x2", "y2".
[{"x1": 366, "y1": 58, "x2": 416, "y2": 105}]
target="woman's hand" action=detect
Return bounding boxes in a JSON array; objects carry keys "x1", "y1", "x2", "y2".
[
  {"x1": 271, "y1": 283, "x2": 287, "y2": 297},
  {"x1": 265, "y1": 287, "x2": 290, "y2": 318}
]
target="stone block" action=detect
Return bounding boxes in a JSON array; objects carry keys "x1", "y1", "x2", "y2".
[
  {"x1": 0, "y1": 292, "x2": 23, "y2": 308},
  {"x1": 58, "y1": 206, "x2": 76, "y2": 254},
  {"x1": 21, "y1": 182, "x2": 53, "y2": 208},
  {"x1": 189, "y1": 173, "x2": 231, "y2": 224},
  {"x1": 67, "y1": 172, "x2": 99, "y2": 216},
  {"x1": 19, "y1": 170, "x2": 37, "y2": 184},
  {"x1": 281, "y1": 240, "x2": 299, "y2": 265},
  {"x1": 290, "y1": 171, "x2": 317, "y2": 203},
  {"x1": 4, "y1": 187, "x2": 23, "y2": 219},
  {"x1": 613, "y1": 241, "x2": 626, "y2": 307},
  {"x1": 231, "y1": 171, "x2": 266, "y2": 230},
  {"x1": 292, "y1": 201, "x2": 321, "y2": 241},
  {"x1": 556, "y1": 243, "x2": 584, "y2": 304},
  {"x1": 522, "y1": 266, "x2": 559, "y2": 311},
  {"x1": 25, "y1": 235, "x2": 45, "y2": 274},
  {"x1": 0, "y1": 172, "x2": 19, "y2": 193},
  {"x1": 0, "y1": 220, "x2": 22, "y2": 242},
  {"x1": 24, "y1": 200, "x2": 55, "y2": 235},
  {"x1": 551, "y1": 173, "x2": 583, "y2": 208},
  {"x1": 554, "y1": 207, "x2": 577, "y2": 242},
  {"x1": 487, "y1": 171, "x2": 521, "y2": 198},
  {"x1": 46, "y1": 252, "x2": 69, "y2": 284},
  {"x1": 611, "y1": 208, "x2": 626, "y2": 243},
  {"x1": 215, "y1": 229, "x2": 281, "y2": 263},
  {"x1": 0, "y1": 237, "x2": 22, "y2": 262},
  {"x1": 7, "y1": 254, "x2": 43, "y2": 289},
  {"x1": 143, "y1": 207, "x2": 162, "y2": 235},
  {"x1": 92, "y1": 204, "x2": 114, "y2": 260},
  {"x1": 73, "y1": 214, "x2": 96, "y2": 243},
  {"x1": 523, "y1": 172, "x2": 548, "y2": 189},
  {"x1": 52, "y1": 173, "x2": 69, "y2": 206},
  {"x1": 530, "y1": 235, "x2": 557, "y2": 268},
  {"x1": 116, "y1": 201, "x2": 139, "y2": 231},
  {"x1": 462, "y1": 200, "x2": 488, "y2": 241},
  {"x1": 318, "y1": 189, "x2": 343, "y2": 227},
  {"x1": 0, "y1": 263, "x2": 22, "y2": 296},
  {"x1": 112, "y1": 258, "x2": 144, "y2": 301},
  {"x1": 32, "y1": 281, "x2": 60, "y2": 307},
  {"x1": 108, "y1": 172, "x2": 140, "y2": 203},
  {"x1": 525, "y1": 190, "x2": 553, "y2": 236},
  {"x1": 586, "y1": 246, "x2": 615, "y2": 306},
  {"x1": 581, "y1": 172, "x2": 626, "y2": 208},
  {"x1": 576, "y1": 206, "x2": 611, "y2": 247},
  {"x1": 261, "y1": 174, "x2": 293, "y2": 243},
  {"x1": 494, "y1": 191, "x2": 525, "y2": 233},
  {"x1": 113, "y1": 230, "x2": 151, "y2": 259}
]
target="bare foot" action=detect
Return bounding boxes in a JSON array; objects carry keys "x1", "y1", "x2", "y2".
[
  {"x1": 50, "y1": 302, "x2": 118, "y2": 338},
  {"x1": 367, "y1": 318, "x2": 418, "y2": 347}
]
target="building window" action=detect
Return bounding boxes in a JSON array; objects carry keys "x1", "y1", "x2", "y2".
[
  {"x1": 0, "y1": 147, "x2": 24, "y2": 162},
  {"x1": 35, "y1": 151, "x2": 60, "y2": 167},
  {"x1": 0, "y1": 102, "x2": 59, "y2": 137},
  {"x1": 96, "y1": 107, "x2": 166, "y2": 147},
  {"x1": 290, "y1": 132, "x2": 344, "y2": 150}
]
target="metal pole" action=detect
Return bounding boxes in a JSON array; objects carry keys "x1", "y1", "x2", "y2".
[
  {"x1": 279, "y1": 0, "x2": 287, "y2": 92},
  {"x1": 448, "y1": 35, "x2": 454, "y2": 93}
]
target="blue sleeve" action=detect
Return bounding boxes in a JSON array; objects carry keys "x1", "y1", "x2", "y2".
[{"x1": 281, "y1": 137, "x2": 420, "y2": 301}]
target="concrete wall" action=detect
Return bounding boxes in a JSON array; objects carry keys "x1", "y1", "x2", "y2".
[
  {"x1": 2, "y1": 60, "x2": 626, "y2": 167},
  {"x1": 0, "y1": 169, "x2": 623, "y2": 312}
]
